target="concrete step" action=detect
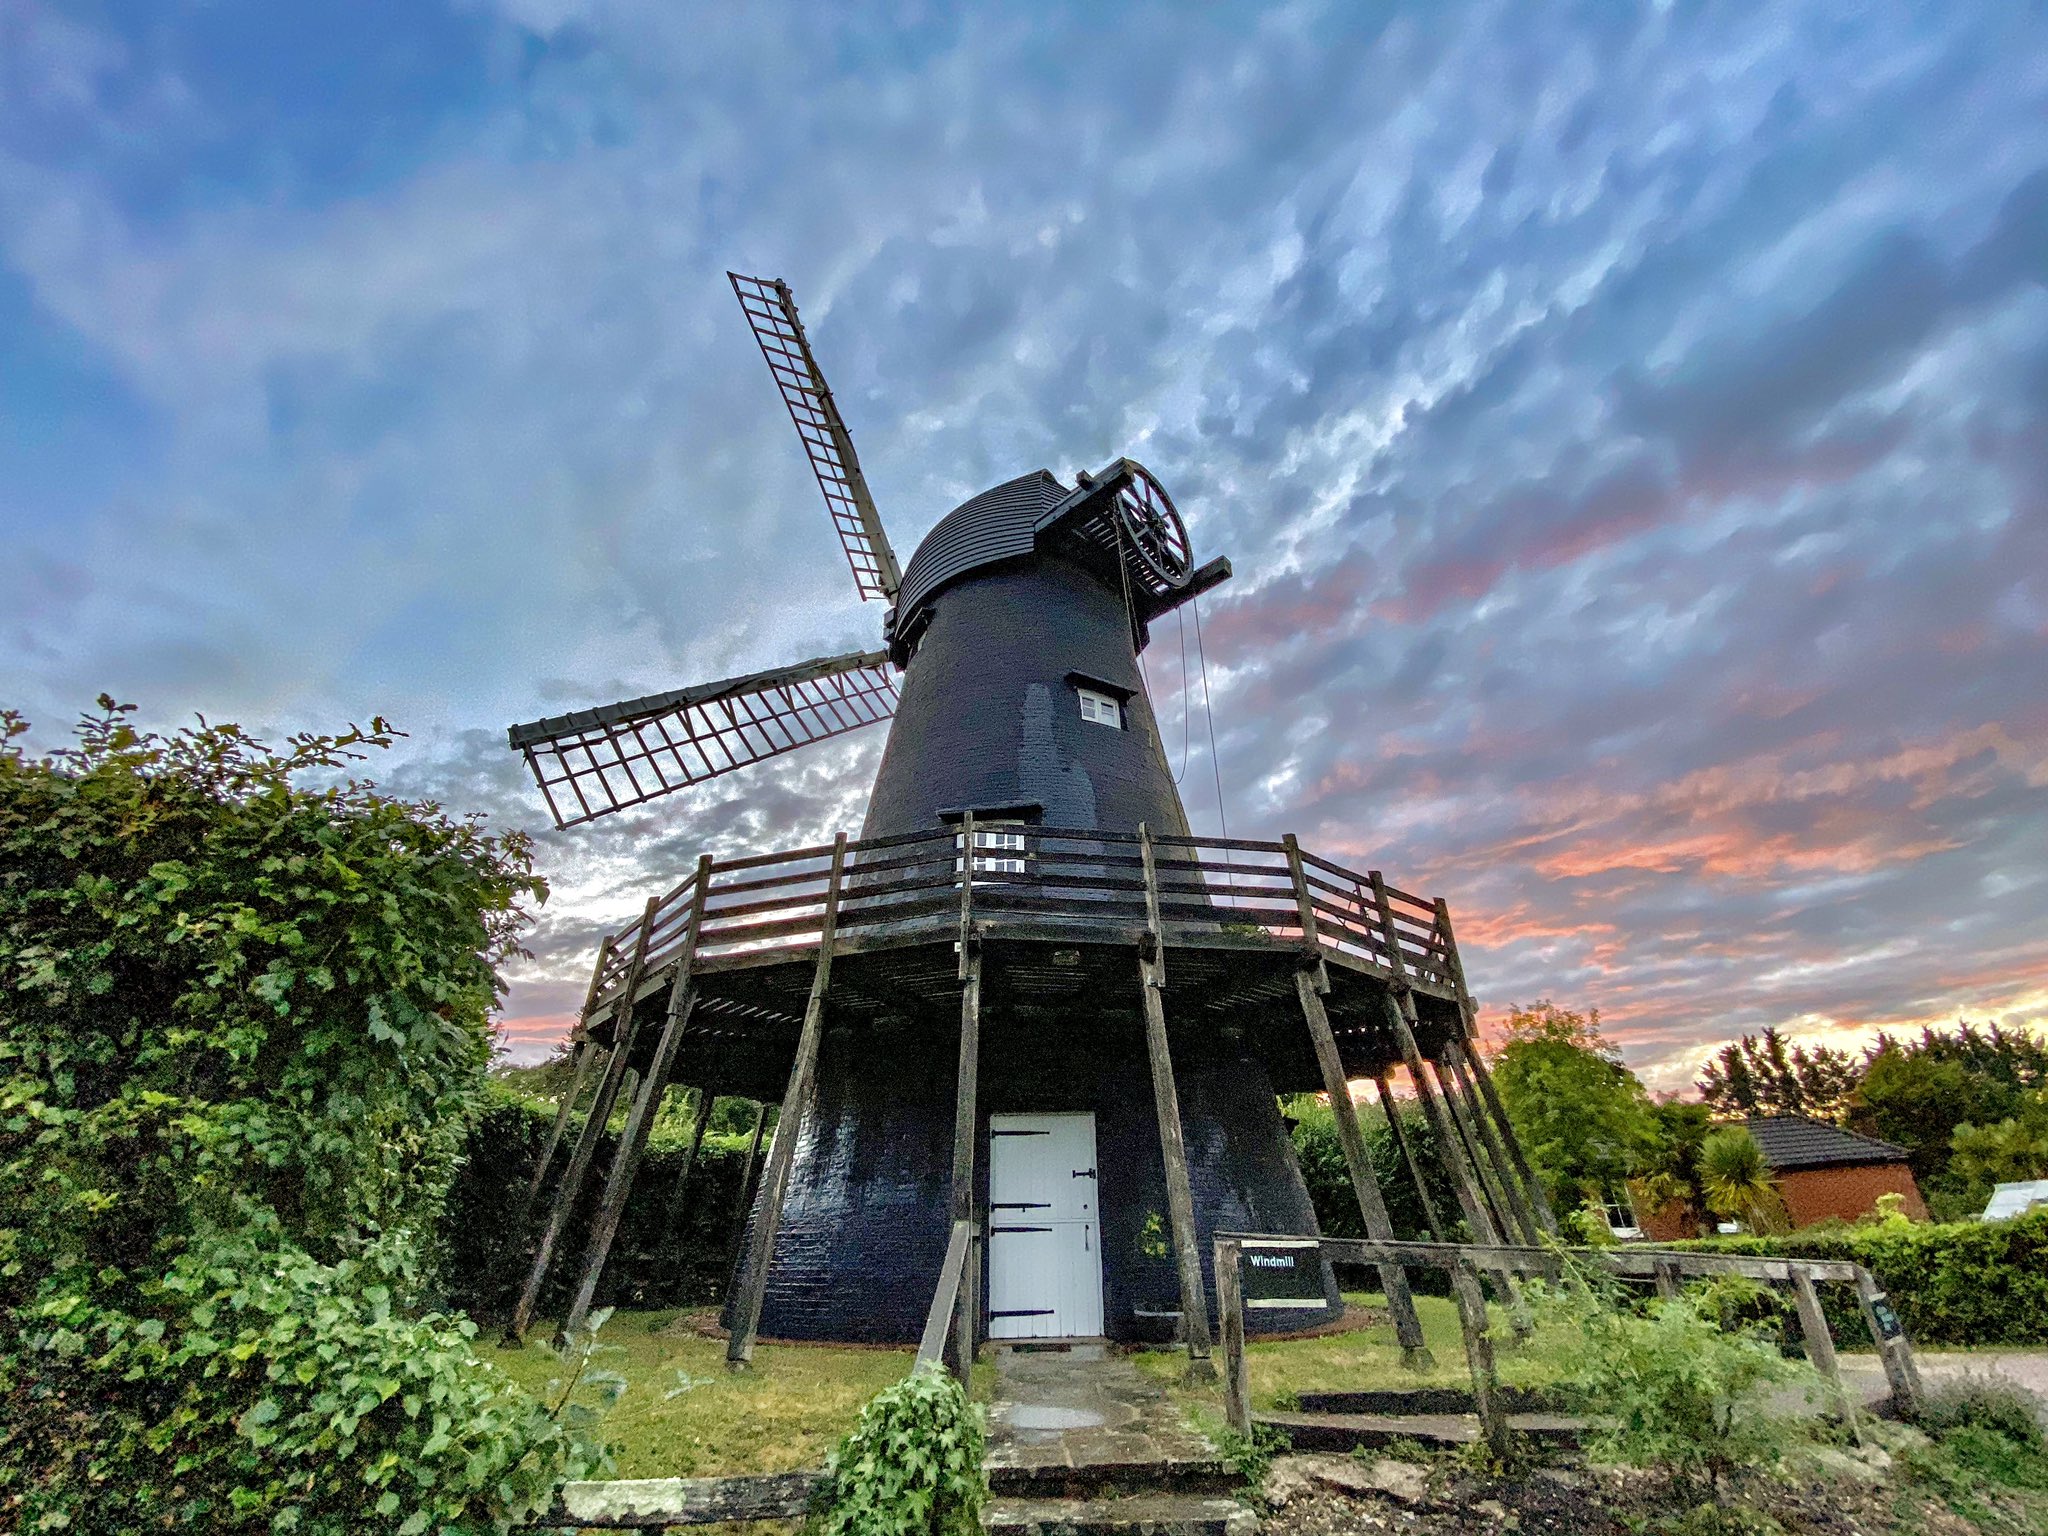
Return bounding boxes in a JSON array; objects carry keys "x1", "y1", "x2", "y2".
[
  {"x1": 986, "y1": 1493, "x2": 1257, "y2": 1534},
  {"x1": 1258, "y1": 1409, "x2": 1587, "y2": 1452},
  {"x1": 1293, "y1": 1386, "x2": 1564, "y2": 1416},
  {"x1": 987, "y1": 1453, "x2": 1234, "y2": 1500}
]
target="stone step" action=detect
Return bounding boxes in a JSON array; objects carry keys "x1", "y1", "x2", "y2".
[
  {"x1": 1258, "y1": 1409, "x2": 1587, "y2": 1452},
  {"x1": 986, "y1": 1493, "x2": 1257, "y2": 1535},
  {"x1": 987, "y1": 1453, "x2": 1234, "y2": 1500}
]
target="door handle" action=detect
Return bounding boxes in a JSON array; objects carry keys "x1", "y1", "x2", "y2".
[{"x1": 1072, "y1": 1168, "x2": 1096, "y2": 1180}]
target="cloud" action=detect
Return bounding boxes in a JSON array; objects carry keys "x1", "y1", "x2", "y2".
[{"x1": 2, "y1": 0, "x2": 2044, "y2": 1077}]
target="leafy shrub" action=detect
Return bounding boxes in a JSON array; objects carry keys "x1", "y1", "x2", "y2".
[
  {"x1": 1914, "y1": 1374, "x2": 2046, "y2": 1453},
  {"x1": 0, "y1": 702, "x2": 589, "y2": 1533},
  {"x1": 1215, "y1": 1421, "x2": 1291, "y2": 1495},
  {"x1": 1524, "y1": 1268, "x2": 1805, "y2": 1501},
  {"x1": 1671, "y1": 1207, "x2": 2048, "y2": 1346},
  {"x1": 806, "y1": 1363, "x2": 987, "y2": 1536}
]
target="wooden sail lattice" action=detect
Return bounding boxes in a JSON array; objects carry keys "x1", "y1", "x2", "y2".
[
  {"x1": 509, "y1": 650, "x2": 897, "y2": 828},
  {"x1": 729, "y1": 271, "x2": 901, "y2": 601}
]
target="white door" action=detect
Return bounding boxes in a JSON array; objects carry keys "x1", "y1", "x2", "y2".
[{"x1": 987, "y1": 1112, "x2": 1104, "y2": 1339}]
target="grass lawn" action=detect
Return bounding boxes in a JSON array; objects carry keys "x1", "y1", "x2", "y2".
[
  {"x1": 491, "y1": 1308, "x2": 911, "y2": 1478},
  {"x1": 1130, "y1": 1291, "x2": 1582, "y2": 1410}
]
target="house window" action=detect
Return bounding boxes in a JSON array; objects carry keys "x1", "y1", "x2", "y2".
[
  {"x1": 956, "y1": 824, "x2": 1030, "y2": 881},
  {"x1": 1077, "y1": 687, "x2": 1123, "y2": 728},
  {"x1": 1601, "y1": 1192, "x2": 1642, "y2": 1241}
]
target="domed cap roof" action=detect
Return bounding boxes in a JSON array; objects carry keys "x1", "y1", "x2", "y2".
[{"x1": 893, "y1": 470, "x2": 1071, "y2": 628}]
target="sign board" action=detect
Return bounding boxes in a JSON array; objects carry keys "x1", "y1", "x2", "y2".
[
  {"x1": 1237, "y1": 1240, "x2": 1325, "y2": 1310},
  {"x1": 1868, "y1": 1294, "x2": 1903, "y2": 1341}
]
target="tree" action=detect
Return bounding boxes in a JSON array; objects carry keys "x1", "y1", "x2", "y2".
[
  {"x1": 1850, "y1": 1022, "x2": 2048, "y2": 1204},
  {"x1": 0, "y1": 700, "x2": 598, "y2": 1533},
  {"x1": 1696, "y1": 1026, "x2": 1860, "y2": 1121},
  {"x1": 1948, "y1": 1088, "x2": 2048, "y2": 1213},
  {"x1": 1631, "y1": 1100, "x2": 1715, "y2": 1237},
  {"x1": 1697, "y1": 1127, "x2": 1787, "y2": 1234},
  {"x1": 1489, "y1": 1001, "x2": 1662, "y2": 1217}
]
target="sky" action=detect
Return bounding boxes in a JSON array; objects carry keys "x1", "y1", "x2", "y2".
[{"x1": 4, "y1": 0, "x2": 2046, "y2": 1091}]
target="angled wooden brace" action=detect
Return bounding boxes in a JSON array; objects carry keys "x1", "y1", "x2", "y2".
[
  {"x1": 506, "y1": 898, "x2": 660, "y2": 1341},
  {"x1": 518, "y1": 937, "x2": 616, "y2": 1226}
]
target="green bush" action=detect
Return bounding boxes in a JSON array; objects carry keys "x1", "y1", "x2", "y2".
[
  {"x1": 439, "y1": 1083, "x2": 760, "y2": 1322},
  {"x1": 805, "y1": 1363, "x2": 986, "y2": 1536},
  {"x1": 0, "y1": 702, "x2": 592, "y2": 1533},
  {"x1": 1523, "y1": 1269, "x2": 1805, "y2": 1503},
  {"x1": 1914, "y1": 1374, "x2": 2046, "y2": 1453},
  {"x1": 1671, "y1": 1206, "x2": 2048, "y2": 1346}
]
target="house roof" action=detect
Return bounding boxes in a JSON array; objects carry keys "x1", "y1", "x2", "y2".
[{"x1": 1743, "y1": 1116, "x2": 1910, "y2": 1172}]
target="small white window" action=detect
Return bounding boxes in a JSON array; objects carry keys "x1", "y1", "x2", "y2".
[
  {"x1": 1077, "y1": 687, "x2": 1122, "y2": 728},
  {"x1": 956, "y1": 824, "x2": 1029, "y2": 881}
]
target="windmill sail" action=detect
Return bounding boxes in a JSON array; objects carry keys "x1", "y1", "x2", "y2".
[
  {"x1": 508, "y1": 649, "x2": 897, "y2": 828},
  {"x1": 729, "y1": 272, "x2": 902, "y2": 602}
]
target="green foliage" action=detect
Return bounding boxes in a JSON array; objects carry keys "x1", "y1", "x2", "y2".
[
  {"x1": 806, "y1": 1363, "x2": 987, "y2": 1536},
  {"x1": 1633, "y1": 1100, "x2": 1714, "y2": 1238},
  {"x1": 1851, "y1": 1022, "x2": 2048, "y2": 1210},
  {"x1": 1697, "y1": 1128, "x2": 1787, "y2": 1234},
  {"x1": 1489, "y1": 1001, "x2": 1662, "y2": 1214},
  {"x1": 1563, "y1": 1203, "x2": 1619, "y2": 1246},
  {"x1": 1697, "y1": 1026, "x2": 1860, "y2": 1121},
  {"x1": 1284, "y1": 1091, "x2": 1448, "y2": 1243},
  {"x1": 1523, "y1": 1266, "x2": 1805, "y2": 1502},
  {"x1": 1215, "y1": 1421, "x2": 1291, "y2": 1494},
  {"x1": 438, "y1": 1082, "x2": 761, "y2": 1321},
  {"x1": 1673, "y1": 1206, "x2": 2048, "y2": 1346},
  {"x1": 1914, "y1": 1374, "x2": 2046, "y2": 1454},
  {"x1": 0, "y1": 701, "x2": 588, "y2": 1533},
  {"x1": 1949, "y1": 1088, "x2": 2048, "y2": 1213}
]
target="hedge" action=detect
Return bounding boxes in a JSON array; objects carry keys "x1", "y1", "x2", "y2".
[
  {"x1": 1670, "y1": 1207, "x2": 2048, "y2": 1347},
  {"x1": 440, "y1": 1086, "x2": 760, "y2": 1323}
]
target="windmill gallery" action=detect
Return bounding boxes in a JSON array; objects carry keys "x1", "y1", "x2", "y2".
[{"x1": 503, "y1": 273, "x2": 1558, "y2": 1371}]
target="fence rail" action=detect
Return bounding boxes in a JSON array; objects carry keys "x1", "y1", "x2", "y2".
[
  {"x1": 582, "y1": 824, "x2": 1457, "y2": 1018},
  {"x1": 1214, "y1": 1234, "x2": 1925, "y2": 1461}
]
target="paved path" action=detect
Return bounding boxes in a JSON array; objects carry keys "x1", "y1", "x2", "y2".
[
  {"x1": 1840, "y1": 1350, "x2": 2048, "y2": 1425},
  {"x1": 983, "y1": 1344, "x2": 1224, "y2": 1481}
]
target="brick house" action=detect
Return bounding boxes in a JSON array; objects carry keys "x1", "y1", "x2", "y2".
[
  {"x1": 1743, "y1": 1116, "x2": 1927, "y2": 1227},
  {"x1": 1632, "y1": 1114, "x2": 1928, "y2": 1238}
]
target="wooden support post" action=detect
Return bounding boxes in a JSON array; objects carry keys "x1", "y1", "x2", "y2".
[
  {"x1": 560, "y1": 859, "x2": 715, "y2": 1340},
  {"x1": 1443, "y1": 1047, "x2": 1543, "y2": 1247},
  {"x1": 1293, "y1": 969, "x2": 1434, "y2": 1370},
  {"x1": 721, "y1": 1102, "x2": 771, "y2": 1300},
  {"x1": 508, "y1": 898, "x2": 660, "y2": 1342},
  {"x1": 1214, "y1": 1238, "x2": 1252, "y2": 1435},
  {"x1": 1376, "y1": 1075, "x2": 1448, "y2": 1243},
  {"x1": 1854, "y1": 1267, "x2": 1924, "y2": 1416},
  {"x1": 1433, "y1": 1055, "x2": 1517, "y2": 1245},
  {"x1": 728, "y1": 834, "x2": 849, "y2": 1369},
  {"x1": 950, "y1": 817, "x2": 983, "y2": 1374},
  {"x1": 1139, "y1": 822, "x2": 1215, "y2": 1381},
  {"x1": 1450, "y1": 1258, "x2": 1512, "y2": 1464},
  {"x1": 1790, "y1": 1266, "x2": 1855, "y2": 1432},
  {"x1": 1452, "y1": 1025, "x2": 1560, "y2": 1238},
  {"x1": 1653, "y1": 1260, "x2": 1680, "y2": 1301},
  {"x1": 522, "y1": 937, "x2": 617, "y2": 1214}
]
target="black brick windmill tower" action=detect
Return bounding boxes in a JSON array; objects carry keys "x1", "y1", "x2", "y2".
[{"x1": 504, "y1": 273, "x2": 1557, "y2": 1375}]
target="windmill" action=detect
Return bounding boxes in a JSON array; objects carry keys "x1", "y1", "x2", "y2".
[{"x1": 504, "y1": 274, "x2": 1557, "y2": 1372}]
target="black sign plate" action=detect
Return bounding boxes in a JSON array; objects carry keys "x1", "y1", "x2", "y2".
[
  {"x1": 1869, "y1": 1295, "x2": 1903, "y2": 1340},
  {"x1": 1239, "y1": 1241, "x2": 1325, "y2": 1309}
]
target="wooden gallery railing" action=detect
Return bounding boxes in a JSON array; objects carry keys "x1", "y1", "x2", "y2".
[
  {"x1": 508, "y1": 818, "x2": 1487, "y2": 1385},
  {"x1": 1214, "y1": 1234, "x2": 1926, "y2": 1461}
]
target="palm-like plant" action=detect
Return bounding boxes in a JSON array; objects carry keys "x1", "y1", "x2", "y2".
[{"x1": 1698, "y1": 1127, "x2": 1787, "y2": 1234}]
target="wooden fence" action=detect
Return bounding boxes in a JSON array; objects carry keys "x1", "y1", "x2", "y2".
[{"x1": 1214, "y1": 1234, "x2": 1925, "y2": 1460}]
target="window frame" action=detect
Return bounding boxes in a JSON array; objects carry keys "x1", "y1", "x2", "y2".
[{"x1": 1076, "y1": 687, "x2": 1123, "y2": 729}]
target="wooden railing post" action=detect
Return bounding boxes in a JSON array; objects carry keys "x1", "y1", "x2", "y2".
[
  {"x1": 1450, "y1": 1257, "x2": 1511, "y2": 1463},
  {"x1": 950, "y1": 812, "x2": 983, "y2": 1374},
  {"x1": 1790, "y1": 1265, "x2": 1855, "y2": 1432},
  {"x1": 560, "y1": 857, "x2": 715, "y2": 1340},
  {"x1": 728, "y1": 834, "x2": 849, "y2": 1369},
  {"x1": 1138, "y1": 822, "x2": 1214, "y2": 1380},
  {"x1": 1854, "y1": 1267, "x2": 1924, "y2": 1416},
  {"x1": 1214, "y1": 1238, "x2": 1251, "y2": 1435},
  {"x1": 509, "y1": 897, "x2": 659, "y2": 1342}
]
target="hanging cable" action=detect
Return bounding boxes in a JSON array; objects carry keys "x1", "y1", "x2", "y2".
[
  {"x1": 1170, "y1": 602, "x2": 1192, "y2": 784},
  {"x1": 1191, "y1": 591, "x2": 1228, "y2": 842}
]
